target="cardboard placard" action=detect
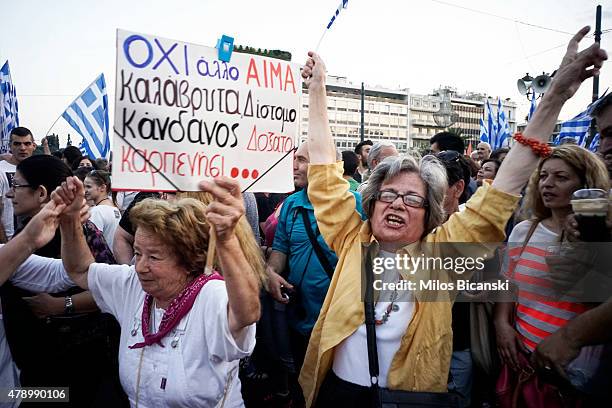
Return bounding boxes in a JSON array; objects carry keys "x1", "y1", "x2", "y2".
[{"x1": 112, "y1": 29, "x2": 301, "y2": 192}]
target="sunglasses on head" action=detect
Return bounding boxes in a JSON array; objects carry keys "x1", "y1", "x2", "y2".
[{"x1": 436, "y1": 150, "x2": 461, "y2": 162}]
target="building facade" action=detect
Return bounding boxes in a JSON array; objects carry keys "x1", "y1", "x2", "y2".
[
  {"x1": 300, "y1": 78, "x2": 517, "y2": 154},
  {"x1": 410, "y1": 89, "x2": 517, "y2": 152},
  {"x1": 301, "y1": 76, "x2": 411, "y2": 152}
]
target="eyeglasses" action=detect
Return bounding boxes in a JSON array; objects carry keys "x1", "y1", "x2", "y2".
[
  {"x1": 436, "y1": 150, "x2": 461, "y2": 162},
  {"x1": 11, "y1": 182, "x2": 33, "y2": 191},
  {"x1": 376, "y1": 190, "x2": 427, "y2": 208}
]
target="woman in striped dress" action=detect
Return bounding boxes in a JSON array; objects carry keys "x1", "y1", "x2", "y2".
[{"x1": 494, "y1": 144, "x2": 609, "y2": 406}]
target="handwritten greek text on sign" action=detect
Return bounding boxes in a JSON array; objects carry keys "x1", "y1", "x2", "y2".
[{"x1": 112, "y1": 29, "x2": 301, "y2": 192}]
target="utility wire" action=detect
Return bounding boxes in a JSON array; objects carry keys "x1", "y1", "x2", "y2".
[
  {"x1": 430, "y1": 0, "x2": 578, "y2": 36},
  {"x1": 505, "y1": 29, "x2": 611, "y2": 65}
]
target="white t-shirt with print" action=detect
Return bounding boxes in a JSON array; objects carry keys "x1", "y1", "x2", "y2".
[{"x1": 0, "y1": 161, "x2": 16, "y2": 239}]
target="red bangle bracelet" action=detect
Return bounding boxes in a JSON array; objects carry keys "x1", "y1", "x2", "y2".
[{"x1": 513, "y1": 132, "x2": 552, "y2": 158}]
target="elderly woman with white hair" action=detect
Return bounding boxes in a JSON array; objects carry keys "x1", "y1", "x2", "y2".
[
  {"x1": 292, "y1": 26, "x2": 607, "y2": 408},
  {"x1": 52, "y1": 176, "x2": 262, "y2": 407}
]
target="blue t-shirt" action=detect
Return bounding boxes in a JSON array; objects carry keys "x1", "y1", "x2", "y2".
[{"x1": 272, "y1": 188, "x2": 366, "y2": 334}]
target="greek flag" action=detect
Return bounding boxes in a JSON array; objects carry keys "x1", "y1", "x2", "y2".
[
  {"x1": 327, "y1": 0, "x2": 349, "y2": 29},
  {"x1": 486, "y1": 100, "x2": 495, "y2": 146},
  {"x1": 528, "y1": 97, "x2": 537, "y2": 122},
  {"x1": 62, "y1": 74, "x2": 110, "y2": 159},
  {"x1": 497, "y1": 110, "x2": 510, "y2": 149},
  {"x1": 78, "y1": 140, "x2": 88, "y2": 155},
  {"x1": 588, "y1": 133, "x2": 600, "y2": 152},
  {"x1": 479, "y1": 118, "x2": 489, "y2": 143},
  {"x1": 0, "y1": 61, "x2": 19, "y2": 154},
  {"x1": 556, "y1": 110, "x2": 591, "y2": 146}
]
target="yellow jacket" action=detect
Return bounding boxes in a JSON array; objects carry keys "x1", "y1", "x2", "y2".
[{"x1": 299, "y1": 162, "x2": 520, "y2": 407}]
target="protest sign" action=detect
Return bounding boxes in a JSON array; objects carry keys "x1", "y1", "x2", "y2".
[{"x1": 112, "y1": 29, "x2": 301, "y2": 192}]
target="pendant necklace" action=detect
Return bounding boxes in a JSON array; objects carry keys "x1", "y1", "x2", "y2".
[{"x1": 375, "y1": 289, "x2": 399, "y2": 325}]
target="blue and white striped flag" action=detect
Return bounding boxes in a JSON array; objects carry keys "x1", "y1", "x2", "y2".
[
  {"x1": 497, "y1": 110, "x2": 510, "y2": 149},
  {"x1": 556, "y1": 110, "x2": 591, "y2": 146},
  {"x1": 326, "y1": 0, "x2": 349, "y2": 29},
  {"x1": 588, "y1": 133, "x2": 600, "y2": 152},
  {"x1": 528, "y1": 97, "x2": 537, "y2": 122},
  {"x1": 479, "y1": 118, "x2": 489, "y2": 143},
  {"x1": 0, "y1": 61, "x2": 19, "y2": 154},
  {"x1": 490, "y1": 99, "x2": 503, "y2": 148},
  {"x1": 62, "y1": 74, "x2": 110, "y2": 159},
  {"x1": 486, "y1": 100, "x2": 495, "y2": 147},
  {"x1": 78, "y1": 140, "x2": 88, "y2": 155}
]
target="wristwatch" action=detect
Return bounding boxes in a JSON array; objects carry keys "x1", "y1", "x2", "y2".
[{"x1": 64, "y1": 296, "x2": 75, "y2": 314}]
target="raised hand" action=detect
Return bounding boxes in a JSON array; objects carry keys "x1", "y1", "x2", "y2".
[
  {"x1": 198, "y1": 177, "x2": 245, "y2": 242},
  {"x1": 549, "y1": 26, "x2": 608, "y2": 102},
  {"x1": 52, "y1": 176, "x2": 87, "y2": 220},
  {"x1": 302, "y1": 51, "x2": 327, "y2": 90}
]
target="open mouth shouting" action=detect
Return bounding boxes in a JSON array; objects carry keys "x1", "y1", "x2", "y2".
[{"x1": 385, "y1": 213, "x2": 406, "y2": 228}]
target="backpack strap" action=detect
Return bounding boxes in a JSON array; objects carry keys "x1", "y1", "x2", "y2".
[{"x1": 298, "y1": 207, "x2": 335, "y2": 280}]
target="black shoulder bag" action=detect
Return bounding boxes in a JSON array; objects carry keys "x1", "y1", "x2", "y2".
[
  {"x1": 363, "y1": 248, "x2": 461, "y2": 408},
  {"x1": 299, "y1": 207, "x2": 334, "y2": 279}
]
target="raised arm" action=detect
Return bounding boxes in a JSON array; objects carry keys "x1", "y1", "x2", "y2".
[
  {"x1": 301, "y1": 52, "x2": 365, "y2": 251},
  {"x1": 199, "y1": 177, "x2": 261, "y2": 339},
  {"x1": 302, "y1": 52, "x2": 336, "y2": 165},
  {"x1": 492, "y1": 26, "x2": 607, "y2": 195},
  {"x1": 54, "y1": 176, "x2": 94, "y2": 290},
  {"x1": 0, "y1": 199, "x2": 66, "y2": 285}
]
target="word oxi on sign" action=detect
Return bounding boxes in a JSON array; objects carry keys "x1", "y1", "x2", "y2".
[{"x1": 112, "y1": 29, "x2": 302, "y2": 192}]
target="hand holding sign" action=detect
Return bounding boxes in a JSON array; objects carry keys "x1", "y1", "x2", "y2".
[{"x1": 199, "y1": 177, "x2": 245, "y2": 243}]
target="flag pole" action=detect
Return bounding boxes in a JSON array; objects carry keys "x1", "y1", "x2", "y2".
[
  {"x1": 314, "y1": 28, "x2": 327, "y2": 53},
  {"x1": 44, "y1": 114, "x2": 64, "y2": 138}
]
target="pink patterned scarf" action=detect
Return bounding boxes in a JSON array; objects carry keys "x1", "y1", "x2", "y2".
[{"x1": 129, "y1": 271, "x2": 223, "y2": 349}]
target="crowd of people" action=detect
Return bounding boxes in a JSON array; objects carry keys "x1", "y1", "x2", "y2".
[{"x1": 0, "y1": 26, "x2": 611, "y2": 408}]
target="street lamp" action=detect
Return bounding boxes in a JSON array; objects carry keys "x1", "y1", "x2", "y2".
[{"x1": 433, "y1": 88, "x2": 459, "y2": 128}]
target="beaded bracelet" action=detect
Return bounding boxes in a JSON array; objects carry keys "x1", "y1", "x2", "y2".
[{"x1": 513, "y1": 132, "x2": 552, "y2": 158}]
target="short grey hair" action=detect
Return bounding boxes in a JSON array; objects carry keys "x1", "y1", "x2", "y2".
[
  {"x1": 362, "y1": 154, "x2": 448, "y2": 236},
  {"x1": 367, "y1": 141, "x2": 397, "y2": 169}
]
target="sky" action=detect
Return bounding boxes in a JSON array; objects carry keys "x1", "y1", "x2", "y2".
[{"x1": 1, "y1": 0, "x2": 611, "y2": 147}]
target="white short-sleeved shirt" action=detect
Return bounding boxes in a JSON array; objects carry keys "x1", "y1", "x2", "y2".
[
  {"x1": 0, "y1": 252, "x2": 74, "y2": 408},
  {"x1": 89, "y1": 205, "x2": 121, "y2": 249},
  {"x1": 0, "y1": 161, "x2": 17, "y2": 239},
  {"x1": 87, "y1": 263, "x2": 255, "y2": 408}
]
